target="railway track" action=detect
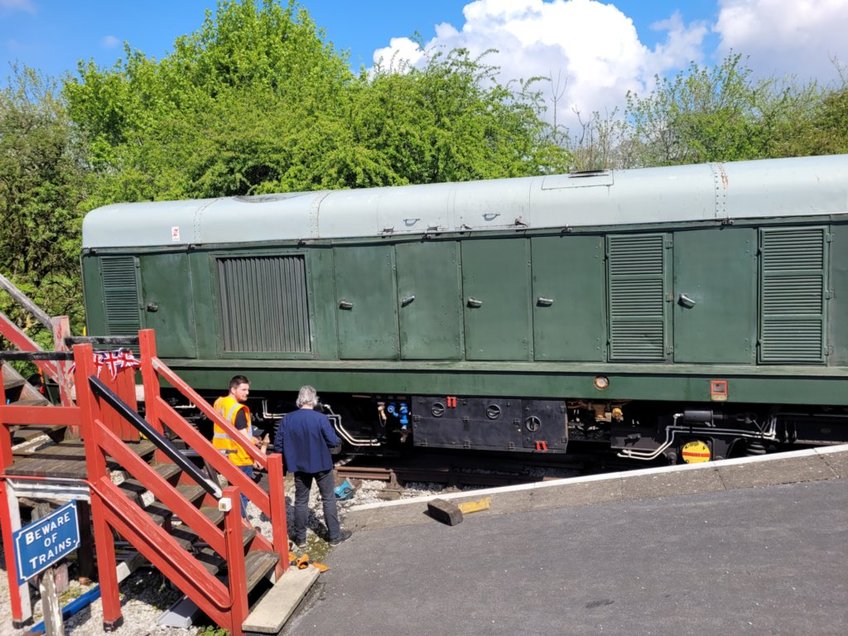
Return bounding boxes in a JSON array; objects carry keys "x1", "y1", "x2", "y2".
[{"x1": 334, "y1": 447, "x2": 651, "y2": 489}]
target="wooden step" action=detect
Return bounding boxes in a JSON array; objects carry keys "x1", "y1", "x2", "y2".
[
  {"x1": 176, "y1": 483, "x2": 207, "y2": 504},
  {"x1": 244, "y1": 550, "x2": 280, "y2": 592},
  {"x1": 169, "y1": 523, "x2": 200, "y2": 551},
  {"x1": 10, "y1": 424, "x2": 60, "y2": 445},
  {"x1": 8, "y1": 439, "x2": 89, "y2": 478},
  {"x1": 173, "y1": 521, "x2": 256, "y2": 551},
  {"x1": 200, "y1": 505, "x2": 225, "y2": 526},
  {"x1": 18, "y1": 380, "x2": 51, "y2": 404},
  {"x1": 14, "y1": 395, "x2": 51, "y2": 407},
  {"x1": 139, "y1": 502, "x2": 171, "y2": 528},
  {"x1": 118, "y1": 462, "x2": 182, "y2": 504},
  {"x1": 195, "y1": 546, "x2": 223, "y2": 575},
  {"x1": 2, "y1": 362, "x2": 26, "y2": 391},
  {"x1": 2, "y1": 375, "x2": 25, "y2": 391},
  {"x1": 8, "y1": 437, "x2": 159, "y2": 479}
]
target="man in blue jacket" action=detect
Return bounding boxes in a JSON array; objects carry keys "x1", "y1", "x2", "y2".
[{"x1": 274, "y1": 385, "x2": 351, "y2": 547}]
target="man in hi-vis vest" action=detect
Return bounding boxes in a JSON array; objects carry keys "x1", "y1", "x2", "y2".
[{"x1": 213, "y1": 375, "x2": 267, "y2": 517}]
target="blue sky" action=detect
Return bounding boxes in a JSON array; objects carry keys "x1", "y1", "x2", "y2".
[
  {"x1": 0, "y1": 0, "x2": 721, "y2": 77},
  {"x1": 2, "y1": 0, "x2": 846, "y2": 128}
]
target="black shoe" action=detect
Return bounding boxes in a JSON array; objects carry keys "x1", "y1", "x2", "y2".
[
  {"x1": 290, "y1": 536, "x2": 307, "y2": 549},
  {"x1": 328, "y1": 530, "x2": 352, "y2": 546}
]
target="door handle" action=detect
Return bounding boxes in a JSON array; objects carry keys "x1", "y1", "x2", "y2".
[
  {"x1": 400, "y1": 295, "x2": 415, "y2": 307},
  {"x1": 146, "y1": 302, "x2": 159, "y2": 312},
  {"x1": 678, "y1": 293, "x2": 696, "y2": 308},
  {"x1": 466, "y1": 297, "x2": 483, "y2": 308},
  {"x1": 338, "y1": 300, "x2": 353, "y2": 310},
  {"x1": 536, "y1": 297, "x2": 554, "y2": 307}
]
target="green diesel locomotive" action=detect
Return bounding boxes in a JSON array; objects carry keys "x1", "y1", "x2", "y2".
[{"x1": 81, "y1": 154, "x2": 848, "y2": 463}]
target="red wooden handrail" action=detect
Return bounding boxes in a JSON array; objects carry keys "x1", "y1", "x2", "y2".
[
  {"x1": 1, "y1": 334, "x2": 285, "y2": 633},
  {"x1": 77, "y1": 336, "x2": 249, "y2": 632},
  {"x1": 94, "y1": 421, "x2": 226, "y2": 554},
  {"x1": 0, "y1": 313, "x2": 74, "y2": 408},
  {"x1": 155, "y1": 397, "x2": 270, "y2": 518},
  {"x1": 0, "y1": 405, "x2": 80, "y2": 426},
  {"x1": 91, "y1": 476, "x2": 232, "y2": 611},
  {"x1": 138, "y1": 329, "x2": 287, "y2": 561},
  {"x1": 0, "y1": 365, "x2": 79, "y2": 470},
  {"x1": 0, "y1": 313, "x2": 62, "y2": 381},
  {"x1": 152, "y1": 358, "x2": 268, "y2": 467},
  {"x1": 222, "y1": 485, "x2": 249, "y2": 634},
  {"x1": 151, "y1": 385, "x2": 279, "y2": 558}
]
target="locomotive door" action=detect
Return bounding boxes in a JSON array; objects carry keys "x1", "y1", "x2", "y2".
[
  {"x1": 138, "y1": 252, "x2": 198, "y2": 358},
  {"x1": 461, "y1": 238, "x2": 532, "y2": 360},
  {"x1": 672, "y1": 228, "x2": 757, "y2": 363},
  {"x1": 334, "y1": 245, "x2": 399, "y2": 359},
  {"x1": 395, "y1": 241, "x2": 463, "y2": 359},
  {"x1": 531, "y1": 235, "x2": 605, "y2": 361}
]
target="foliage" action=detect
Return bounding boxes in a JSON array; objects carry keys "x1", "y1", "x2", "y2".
[
  {"x1": 65, "y1": 0, "x2": 567, "y2": 204},
  {"x1": 624, "y1": 55, "x2": 770, "y2": 165},
  {"x1": 65, "y1": 0, "x2": 356, "y2": 202},
  {"x1": 3, "y1": 0, "x2": 848, "y2": 352},
  {"x1": 0, "y1": 65, "x2": 87, "y2": 342},
  {"x1": 777, "y1": 81, "x2": 848, "y2": 157},
  {"x1": 563, "y1": 54, "x2": 848, "y2": 170},
  {"x1": 349, "y1": 48, "x2": 570, "y2": 184}
]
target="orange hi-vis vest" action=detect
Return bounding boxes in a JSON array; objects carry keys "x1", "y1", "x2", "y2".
[{"x1": 212, "y1": 395, "x2": 253, "y2": 467}]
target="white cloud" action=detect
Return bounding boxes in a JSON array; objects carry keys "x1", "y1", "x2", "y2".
[
  {"x1": 101, "y1": 35, "x2": 120, "y2": 49},
  {"x1": 370, "y1": 0, "x2": 708, "y2": 132},
  {"x1": 715, "y1": 0, "x2": 848, "y2": 83},
  {"x1": 372, "y1": 36, "x2": 426, "y2": 71},
  {"x1": 0, "y1": 0, "x2": 36, "y2": 14}
]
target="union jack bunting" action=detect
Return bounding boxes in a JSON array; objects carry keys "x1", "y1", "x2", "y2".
[{"x1": 93, "y1": 349, "x2": 140, "y2": 379}]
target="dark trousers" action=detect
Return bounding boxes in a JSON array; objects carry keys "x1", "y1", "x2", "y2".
[
  {"x1": 238, "y1": 465, "x2": 254, "y2": 518},
  {"x1": 293, "y1": 469, "x2": 341, "y2": 542}
]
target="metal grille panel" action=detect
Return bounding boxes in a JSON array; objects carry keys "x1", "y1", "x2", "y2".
[
  {"x1": 759, "y1": 227, "x2": 826, "y2": 363},
  {"x1": 607, "y1": 234, "x2": 667, "y2": 361},
  {"x1": 101, "y1": 256, "x2": 141, "y2": 335},
  {"x1": 217, "y1": 256, "x2": 311, "y2": 353}
]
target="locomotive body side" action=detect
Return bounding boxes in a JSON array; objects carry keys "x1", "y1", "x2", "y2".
[{"x1": 81, "y1": 155, "x2": 848, "y2": 460}]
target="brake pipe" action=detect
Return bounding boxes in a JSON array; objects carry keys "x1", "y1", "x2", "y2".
[
  {"x1": 323, "y1": 403, "x2": 381, "y2": 447},
  {"x1": 618, "y1": 414, "x2": 777, "y2": 461}
]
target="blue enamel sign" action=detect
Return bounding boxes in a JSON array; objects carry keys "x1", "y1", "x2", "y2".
[{"x1": 13, "y1": 501, "x2": 80, "y2": 583}]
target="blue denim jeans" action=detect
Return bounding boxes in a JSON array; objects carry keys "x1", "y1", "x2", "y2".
[
  {"x1": 293, "y1": 470, "x2": 341, "y2": 542},
  {"x1": 238, "y1": 465, "x2": 254, "y2": 518}
]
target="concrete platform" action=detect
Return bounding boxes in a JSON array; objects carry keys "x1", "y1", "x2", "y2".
[
  {"x1": 281, "y1": 444, "x2": 848, "y2": 636},
  {"x1": 345, "y1": 444, "x2": 848, "y2": 531}
]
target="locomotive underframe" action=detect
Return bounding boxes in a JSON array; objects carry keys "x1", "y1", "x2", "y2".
[{"x1": 222, "y1": 386, "x2": 848, "y2": 464}]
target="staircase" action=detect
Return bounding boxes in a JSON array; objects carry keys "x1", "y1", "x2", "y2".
[
  {"x1": 1, "y1": 361, "x2": 61, "y2": 448},
  {"x1": 79, "y1": 334, "x2": 290, "y2": 634},
  {"x1": 1, "y1": 277, "x2": 296, "y2": 635}
]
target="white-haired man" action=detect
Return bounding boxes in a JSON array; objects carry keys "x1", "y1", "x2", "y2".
[{"x1": 274, "y1": 385, "x2": 351, "y2": 547}]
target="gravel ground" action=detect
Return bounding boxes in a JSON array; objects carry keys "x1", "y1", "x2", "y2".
[{"x1": 0, "y1": 472, "x2": 449, "y2": 635}]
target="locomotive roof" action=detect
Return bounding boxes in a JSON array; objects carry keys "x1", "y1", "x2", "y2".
[{"x1": 82, "y1": 154, "x2": 848, "y2": 249}]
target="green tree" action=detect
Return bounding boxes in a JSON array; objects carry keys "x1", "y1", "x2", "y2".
[
  {"x1": 779, "y1": 78, "x2": 848, "y2": 157},
  {"x1": 622, "y1": 54, "x2": 821, "y2": 167},
  {"x1": 347, "y1": 48, "x2": 570, "y2": 185},
  {"x1": 0, "y1": 66, "x2": 87, "y2": 339},
  {"x1": 66, "y1": 0, "x2": 356, "y2": 202},
  {"x1": 65, "y1": 0, "x2": 568, "y2": 203}
]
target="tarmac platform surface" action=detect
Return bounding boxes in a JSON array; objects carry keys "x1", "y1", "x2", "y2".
[{"x1": 279, "y1": 446, "x2": 848, "y2": 636}]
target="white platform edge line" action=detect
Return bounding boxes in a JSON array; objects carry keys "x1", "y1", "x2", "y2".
[{"x1": 350, "y1": 443, "x2": 848, "y2": 512}]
